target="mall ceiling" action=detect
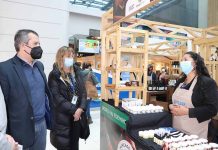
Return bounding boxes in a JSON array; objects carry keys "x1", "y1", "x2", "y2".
[
  {"x1": 69, "y1": 0, "x2": 113, "y2": 11},
  {"x1": 70, "y1": 0, "x2": 199, "y2": 27},
  {"x1": 69, "y1": 0, "x2": 175, "y2": 17}
]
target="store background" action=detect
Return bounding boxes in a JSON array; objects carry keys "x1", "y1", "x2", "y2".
[
  {"x1": 0, "y1": 0, "x2": 104, "y2": 76},
  {"x1": 0, "y1": 0, "x2": 218, "y2": 149}
]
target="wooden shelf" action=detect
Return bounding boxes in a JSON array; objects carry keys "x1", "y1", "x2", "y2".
[
  {"x1": 120, "y1": 47, "x2": 145, "y2": 53},
  {"x1": 205, "y1": 61, "x2": 218, "y2": 64},
  {"x1": 120, "y1": 68, "x2": 143, "y2": 72},
  {"x1": 106, "y1": 66, "x2": 116, "y2": 72},
  {"x1": 118, "y1": 86, "x2": 144, "y2": 91},
  {"x1": 105, "y1": 84, "x2": 144, "y2": 91},
  {"x1": 106, "y1": 67, "x2": 143, "y2": 72},
  {"x1": 105, "y1": 84, "x2": 116, "y2": 89},
  {"x1": 106, "y1": 48, "x2": 146, "y2": 54},
  {"x1": 106, "y1": 49, "x2": 116, "y2": 54}
]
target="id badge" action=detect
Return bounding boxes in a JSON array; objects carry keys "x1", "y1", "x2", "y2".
[{"x1": 71, "y1": 95, "x2": 78, "y2": 105}]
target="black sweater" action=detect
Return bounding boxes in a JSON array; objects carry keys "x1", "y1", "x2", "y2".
[{"x1": 175, "y1": 75, "x2": 218, "y2": 123}]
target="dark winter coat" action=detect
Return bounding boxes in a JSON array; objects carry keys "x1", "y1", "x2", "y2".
[{"x1": 48, "y1": 64, "x2": 87, "y2": 149}]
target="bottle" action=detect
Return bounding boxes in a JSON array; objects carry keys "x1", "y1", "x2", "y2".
[
  {"x1": 159, "y1": 81, "x2": 165, "y2": 91},
  {"x1": 152, "y1": 80, "x2": 157, "y2": 91},
  {"x1": 147, "y1": 81, "x2": 153, "y2": 91}
]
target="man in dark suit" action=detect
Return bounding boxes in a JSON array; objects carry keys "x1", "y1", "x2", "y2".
[{"x1": 0, "y1": 29, "x2": 52, "y2": 150}]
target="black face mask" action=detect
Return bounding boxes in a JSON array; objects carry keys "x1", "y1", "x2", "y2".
[
  {"x1": 31, "y1": 46, "x2": 43, "y2": 59},
  {"x1": 25, "y1": 45, "x2": 43, "y2": 59}
]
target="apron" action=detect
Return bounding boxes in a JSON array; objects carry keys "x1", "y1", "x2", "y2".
[{"x1": 172, "y1": 77, "x2": 210, "y2": 139}]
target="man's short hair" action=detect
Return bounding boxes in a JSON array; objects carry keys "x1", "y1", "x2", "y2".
[{"x1": 14, "y1": 29, "x2": 38, "y2": 52}]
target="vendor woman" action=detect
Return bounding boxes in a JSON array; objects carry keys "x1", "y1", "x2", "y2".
[{"x1": 169, "y1": 51, "x2": 218, "y2": 139}]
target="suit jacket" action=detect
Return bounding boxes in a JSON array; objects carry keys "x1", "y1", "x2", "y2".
[
  {"x1": 0, "y1": 55, "x2": 53, "y2": 148},
  {"x1": 0, "y1": 86, "x2": 11, "y2": 150}
]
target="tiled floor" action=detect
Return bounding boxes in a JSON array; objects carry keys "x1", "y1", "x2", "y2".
[{"x1": 46, "y1": 109, "x2": 100, "y2": 150}]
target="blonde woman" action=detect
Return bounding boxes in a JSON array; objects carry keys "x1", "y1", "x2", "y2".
[{"x1": 48, "y1": 46, "x2": 87, "y2": 150}]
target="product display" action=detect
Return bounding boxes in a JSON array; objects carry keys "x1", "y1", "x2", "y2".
[
  {"x1": 122, "y1": 98, "x2": 143, "y2": 108},
  {"x1": 123, "y1": 104, "x2": 164, "y2": 114},
  {"x1": 147, "y1": 80, "x2": 167, "y2": 91},
  {"x1": 162, "y1": 135, "x2": 214, "y2": 150},
  {"x1": 137, "y1": 126, "x2": 217, "y2": 150}
]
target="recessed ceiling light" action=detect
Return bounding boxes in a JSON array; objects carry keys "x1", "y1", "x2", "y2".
[{"x1": 159, "y1": 1, "x2": 163, "y2": 4}]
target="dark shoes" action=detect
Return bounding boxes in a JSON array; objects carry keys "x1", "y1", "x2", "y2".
[{"x1": 87, "y1": 117, "x2": 93, "y2": 124}]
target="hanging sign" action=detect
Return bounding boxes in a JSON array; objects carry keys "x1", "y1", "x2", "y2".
[{"x1": 113, "y1": 0, "x2": 157, "y2": 23}]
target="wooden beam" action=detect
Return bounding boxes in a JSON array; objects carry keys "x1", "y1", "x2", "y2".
[
  {"x1": 207, "y1": 25, "x2": 218, "y2": 31},
  {"x1": 152, "y1": 47, "x2": 181, "y2": 52},
  {"x1": 184, "y1": 28, "x2": 200, "y2": 38},
  {"x1": 120, "y1": 27, "x2": 146, "y2": 34},
  {"x1": 206, "y1": 30, "x2": 218, "y2": 36},
  {"x1": 169, "y1": 28, "x2": 183, "y2": 35},
  {"x1": 152, "y1": 43, "x2": 164, "y2": 51},
  {"x1": 149, "y1": 32, "x2": 190, "y2": 40},
  {"x1": 120, "y1": 48, "x2": 146, "y2": 53},
  {"x1": 193, "y1": 37, "x2": 218, "y2": 45},
  {"x1": 127, "y1": 20, "x2": 142, "y2": 29},
  {"x1": 149, "y1": 25, "x2": 165, "y2": 34},
  {"x1": 143, "y1": 32, "x2": 149, "y2": 104},
  {"x1": 140, "y1": 19, "x2": 202, "y2": 32},
  {"x1": 149, "y1": 39, "x2": 187, "y2": 46}
]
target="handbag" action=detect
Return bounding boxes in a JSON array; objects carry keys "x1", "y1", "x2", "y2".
[
  {"x1": 85, "y1": 72, "x2": 98, "y2": 99},
  {"x1": 79, "y1": 113, "x2": 90, "y2": 140}
]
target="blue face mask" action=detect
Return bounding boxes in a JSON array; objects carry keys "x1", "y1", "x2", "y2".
[
  {"x1": 64, "y1": 58, "x2": 74, "y2": 68},
  {"x1": 180, "y1": 61, "x2": 193, "y2": 75}
]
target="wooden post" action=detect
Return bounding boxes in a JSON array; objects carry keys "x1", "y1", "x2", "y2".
[
  {"x1": 143, "y1": 31, "x2": 149, "y2": 104},
  {"x1": 115, "y1": 26, "x2": 121, "y2": 106}
]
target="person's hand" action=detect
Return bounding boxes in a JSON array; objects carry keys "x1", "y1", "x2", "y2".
[
  {"x1": 6, "y1": 134, "x2": 19, "y2": 150},
  {"x1": 73, "y1": 108, "x2": 83, "y2": 121},
  {"x1": 170, "y1": 104, "x2": 189, "y2": 116}
]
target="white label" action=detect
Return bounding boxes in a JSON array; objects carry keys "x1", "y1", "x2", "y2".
[
  {"x1": 125, "y1": 0, "x2": 151, "y2": 16},
  {"x1": 71, "y1": 96, "x2": 78, "y2": 105}
]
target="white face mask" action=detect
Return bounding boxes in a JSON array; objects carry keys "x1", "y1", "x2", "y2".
[
  {"x1": 180, "y1": 61, "x2": 193, "y2": 75},
  {"x1": 64, "y1": 58, "x2": 74, "y2": 68}
]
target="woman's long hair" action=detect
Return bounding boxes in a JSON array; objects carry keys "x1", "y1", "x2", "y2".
[
  {"x1": 55, "y1": 46, "x2": 75, "y2": 81},
  {"x1": 185, "y1": 51, "x2": 210, "y2": 77}
]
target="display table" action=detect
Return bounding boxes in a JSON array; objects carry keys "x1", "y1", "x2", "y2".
[{"x1": 100, "y1": 100, "x2": 172, "y2": 150}]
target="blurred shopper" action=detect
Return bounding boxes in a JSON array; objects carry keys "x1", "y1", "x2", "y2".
[
  {"x1": 81, "y1": 62, "x2": 99, "y2": 124},
  {"x1": 148, "y1": 65, "x2": 157, "y2": 82},
  {"x1": 169, "y1": 51, "x2": 218, "y2": 139},
  {"x1": 158, "y1": 67, "x2": 168, "y2": 86},
  {"x1": 0, "y1": 86, "x2": 19, "y2": 150},
  {"x1": 48, "y1": 46, "x2": 87, "y2": 150},
  {"x1": 0, "y1": 29, "x2": 53, "y2": 150}
]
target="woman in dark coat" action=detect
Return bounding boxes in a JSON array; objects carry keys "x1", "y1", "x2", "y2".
[{"x1": 48, "y1": 46, "x2": 87, "y2": 150}]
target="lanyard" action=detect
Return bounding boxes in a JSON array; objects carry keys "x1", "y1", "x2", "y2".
[{"x1": 69, "y1": 75, "x2": 76, "y2": 94}]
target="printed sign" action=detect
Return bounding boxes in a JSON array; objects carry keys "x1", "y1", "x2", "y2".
[
  {"x1": 117, "y1": 140, "x2": 133, "y2": 150},
  {"x1": 113, "y1": 0, "x2": 154, "y2": 22}
]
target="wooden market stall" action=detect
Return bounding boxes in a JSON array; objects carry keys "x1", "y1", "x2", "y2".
[
  {"x1": 77, "y1": 54, "x2": 101, "y2": 70},
  {"x1": 100, "y1": 2, "x2": 218, "y2": 149},
  {"x1": 101, "y1": 8, "x2": 218, "y2": 107}
]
